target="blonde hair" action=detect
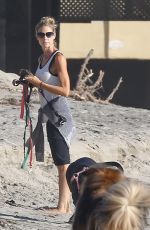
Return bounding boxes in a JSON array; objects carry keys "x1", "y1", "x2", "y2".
[
  {"x1": 35, "y1": 16, "x2": 57, "y2": 35},
  {"x1": 89, "y1": 179, "x2": 150, "y2": 230},
  {"x1": 73, "y1": 168, "x2": 150, "y2": 230}
]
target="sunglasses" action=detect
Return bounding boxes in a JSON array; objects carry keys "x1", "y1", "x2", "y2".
[{"x1": 37, "y1": 32, "x2": 54, "y2": 38}]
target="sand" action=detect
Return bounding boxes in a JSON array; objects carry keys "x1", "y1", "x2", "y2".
[{"x1": 0, "y1": 70, "x2": 150, "y2": 229}]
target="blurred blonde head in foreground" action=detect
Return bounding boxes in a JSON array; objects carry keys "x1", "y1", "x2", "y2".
[{"x1": 72, "y1": 167, "x2": 150, "y2": 230}]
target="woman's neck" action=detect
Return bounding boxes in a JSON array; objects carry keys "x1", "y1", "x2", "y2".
[{"x1": 43, "y1": 47, "x2": 57, "y2": 58}]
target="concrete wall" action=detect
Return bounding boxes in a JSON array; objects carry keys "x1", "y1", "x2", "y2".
[{"x1": 59, "y1": 21, "x2": 150, "y2": 60}]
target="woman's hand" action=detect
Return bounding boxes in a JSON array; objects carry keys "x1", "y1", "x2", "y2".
[{"x1": 25, "y1": 74, "x2": 41, "y2": 88}]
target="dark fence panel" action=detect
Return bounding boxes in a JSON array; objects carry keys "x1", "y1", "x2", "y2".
[
  {"x1": 0, "y1": 0, "x2": 6, "y2": 70},
  {"x1": 58, "y1": 0, "x2": 150, "y2": 21},
  {"x1": 5, "y1": 0, "x2": 30, "y2": 73},
  {"x1": 58, "y1": 0, "x2": 96, "y2": 22}
]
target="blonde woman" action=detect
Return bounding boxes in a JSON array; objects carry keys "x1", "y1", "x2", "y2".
[{"x1": 25, "y1": 16, "x2": 75, "y2": 214}]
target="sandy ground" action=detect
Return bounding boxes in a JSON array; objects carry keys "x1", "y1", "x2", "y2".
[{"x1": 0, "y1": 70, "x2": 150, "y2": 229}]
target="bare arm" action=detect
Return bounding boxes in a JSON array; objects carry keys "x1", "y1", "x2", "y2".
[{"x1": 25, "y1": 54, "x2": 70, "y2": 97}]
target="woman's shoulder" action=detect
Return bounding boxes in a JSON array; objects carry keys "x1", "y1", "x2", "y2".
[
  {"x1": 54, "y1": 51, "x2": 66, "y2": 65},
  {"x1": 55, "y1": 50, "x2": 64, "y2": 58}
]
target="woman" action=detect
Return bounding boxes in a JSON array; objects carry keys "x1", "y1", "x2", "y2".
[{"x1": 25, "y1": 16, "x2": 75, "y2": 214}]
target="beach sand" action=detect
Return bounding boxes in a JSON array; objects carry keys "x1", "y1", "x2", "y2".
[{"x1": 0, "y1": 70, "x2": 150, "y2": 229}]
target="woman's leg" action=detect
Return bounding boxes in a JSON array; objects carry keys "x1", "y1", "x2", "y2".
[
  {"x1": 57, "y1": 164, "x2": 71, "y2": 213},
  {"x1": 46, "y1": 164, "x2": 71, "y2": 214},
  {"x1": 46, "y1": 121, "x2": 71, "y2": 214}
]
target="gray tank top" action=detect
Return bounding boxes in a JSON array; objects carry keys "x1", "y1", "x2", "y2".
[{"x1": 35, "y1": 50, "x2": 76, "y2": 147}]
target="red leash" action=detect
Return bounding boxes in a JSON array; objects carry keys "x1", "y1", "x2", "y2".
[
  {"x1": 20, "y1": 84, "x2": 28, "y2": 119},
  {"x1": 20, "y1": 84, "x2": 33, "y2": 168}
]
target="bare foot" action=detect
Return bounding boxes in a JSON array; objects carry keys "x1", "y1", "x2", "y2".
[
  {"x1": 47, "y1": 207, "x2": 71, "y2": 215},
  {"x1": 38, "y1": 205, "x2": 71, "y2": 215}
]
